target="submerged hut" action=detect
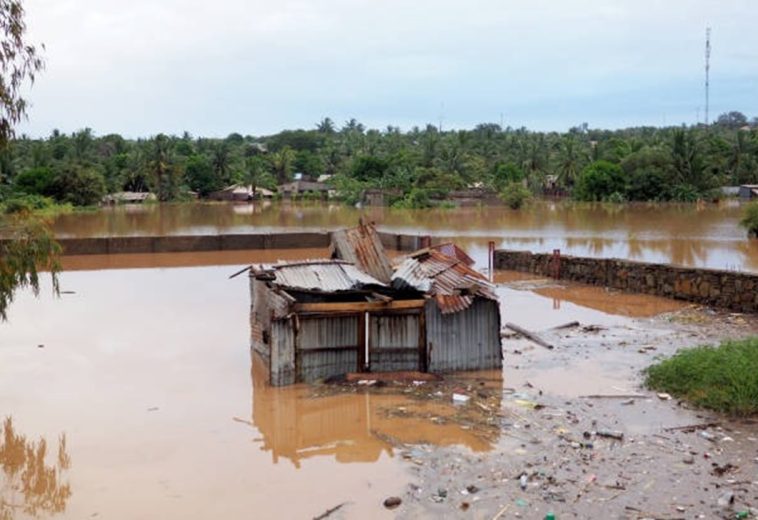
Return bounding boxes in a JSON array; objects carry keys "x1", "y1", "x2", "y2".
[{"x1": 249, "y1": 224, "x2": 502, "y2": 386}]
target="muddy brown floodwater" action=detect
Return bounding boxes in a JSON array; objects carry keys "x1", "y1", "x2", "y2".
[
  {"x1": 2, "y1": 223, "x2": 758, "y2": 518},
  {"x1": 48, "y1": 200, "x2": 758, "y2": 272}
]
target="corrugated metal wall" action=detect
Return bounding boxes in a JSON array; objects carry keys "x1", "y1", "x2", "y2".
[
  {"x1": 369, "y1": 312, "x2": 422, "y2": 372},
  {"x1": 297, "y1": 315, "x2": 360, "y2": 383},
  {"x1": 270, "y1": 318, "x2": 296, "y2": 386},
  {"x1": 426, "y1": 298, "x2": 502, "y2": 372}
]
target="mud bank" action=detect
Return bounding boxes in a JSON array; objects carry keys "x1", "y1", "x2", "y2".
[{"x1": 382, "y1": 275, "x2": 758, "y2": 519}]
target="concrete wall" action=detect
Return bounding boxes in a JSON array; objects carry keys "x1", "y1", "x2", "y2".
[
  {"x1": 19, "y1": 231, "x2": 430, "y2": 256},
  {"x1": 495, "y1": 249, "x2": 758, "y2": 313}
]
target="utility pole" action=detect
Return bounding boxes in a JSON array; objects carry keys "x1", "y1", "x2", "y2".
[{"x1": 705, "y1": 27, "x2": 711, "y2": 126}]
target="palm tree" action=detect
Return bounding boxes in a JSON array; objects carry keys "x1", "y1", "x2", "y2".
[{"x1": 270, "y1": 147, "x2": 295, "y2": 184}]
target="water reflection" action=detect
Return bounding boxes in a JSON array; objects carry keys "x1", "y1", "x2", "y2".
[
  {"x1": 250, "y1": 355, "x2": 499, "y2": 468},
  {"x1": 0, "y1": 418, "x2": 71, "y2": 520}
]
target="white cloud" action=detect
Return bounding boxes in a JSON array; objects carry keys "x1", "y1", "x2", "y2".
[{"x1": 18, "y1": 0, "x2": 758, "y2": 136}]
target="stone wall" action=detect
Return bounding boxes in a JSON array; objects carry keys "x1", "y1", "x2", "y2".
[{"x1": 495, "y1": 249, "x2": 758, "y2": 313}]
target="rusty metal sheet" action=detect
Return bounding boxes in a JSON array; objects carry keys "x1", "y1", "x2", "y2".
[
  {"x1": 265, "y1": 259, "x2": 387, "y2": 292},
  {"x1": 392, "y1": 249, "x2": 497, "y2": 313},
  {"x1": 330, "y1": 223, "x2": 394, "y2": 284}
]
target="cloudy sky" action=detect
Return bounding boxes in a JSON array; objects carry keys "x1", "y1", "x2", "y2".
[{"x1": 19, "y1": 0, "x2": 758, "y2": 137}]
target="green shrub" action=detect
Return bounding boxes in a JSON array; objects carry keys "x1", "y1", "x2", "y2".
[
  {"x1": 2, "y1": 194, "x2": 55, "y2": 214},
  {"x1": 574, "y1": 161, "x2": 626, "y2": 201},
  {"x1": 645, "y1": 337, "x2": 758, "y2": 416},
  {"x1": 499, "y1": 182, "x2": 532, "y2": 209},
  {"x1": 391, "y1": 188, "x2": 432, "y2": 209},
  {"x1": 741, "y1": 202, "x2": 758, "y2": 238},
  {"x1": 670, "y1": 183, "x2": 701, "y2": 202}
]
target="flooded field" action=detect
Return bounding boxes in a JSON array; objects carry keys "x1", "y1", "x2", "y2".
[
  {"x1": 4, "y1": 248, "x2": 746, "y2": 519},
  {"x1": 4, "y1": 203, "x2": 758, "y2": 518},
  {"x1": 49, "y1": 200, "x2": 758, "y2": 272}
]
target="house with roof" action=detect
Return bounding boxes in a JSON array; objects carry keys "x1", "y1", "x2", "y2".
[
  {"x1": 249, "y1": 223, "x2": 502, "y2": 386},
  {"x1": 740, "y1": 185, "x2": 758, "y2": 200}
]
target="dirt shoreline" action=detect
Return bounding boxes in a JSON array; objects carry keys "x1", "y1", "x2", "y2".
[{"x1": 313, "y1": 287, "x2": 758, "y2": 519}]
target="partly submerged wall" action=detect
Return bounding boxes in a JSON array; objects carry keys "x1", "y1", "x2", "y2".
[
  {"x1": 28, "y1": 231, "x2": 431, "y2": 256},
  {"x1": 495, "y1": 249, "x2": 758, "y2": 313}
]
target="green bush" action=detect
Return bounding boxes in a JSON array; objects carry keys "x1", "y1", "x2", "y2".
[
  {"x1": 2, "y1": 194, "x2": 55, "y2": 214},
  {"x1": 741, "y1": 202, "x2": 758, "y2": 238},
  {"x1": 573, "y1": 161, "x2": 626, "y2": 201},
  {"x1": 645, "y1": 337, "x2": 758, "y2": 416},
  {"x1": 391, "y1": 188, "x2": 432, "y2": 209},
  {"x1": 499, "y1": 182, "x2": 532, "y2": 209}
]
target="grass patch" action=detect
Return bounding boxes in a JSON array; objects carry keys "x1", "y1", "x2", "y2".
[{"x1": 645, "y1": 337, "x2": 758, "y2": 416}]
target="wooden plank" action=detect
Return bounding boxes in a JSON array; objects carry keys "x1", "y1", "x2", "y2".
[
  {"x1": 504, "y1": 322, "x2": 555, "y2": 350},
  {"x1": 357, "y1": 312, "x2": 367, "y2": 372},
  {"x1": 293, "y1": 299, "x2": 426, "y2": 313},
  {"x1": 418, "y1": 306, "x2": 427, "y2": 372}
]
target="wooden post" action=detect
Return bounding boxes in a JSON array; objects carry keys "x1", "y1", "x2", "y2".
[
  {"x1": 358, "y1": 312, "x2": 367, "y2": 372},
  {"x1": 418, "y1": 308, "x2": 427, "y2": 372},
  {"x1": 488, "y1": 241, "x2": 495, "y2": 282}
]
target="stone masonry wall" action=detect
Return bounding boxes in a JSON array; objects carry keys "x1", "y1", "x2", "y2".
[{"x1": 495, "y1": 249, "x2": 758, "y2": 314}]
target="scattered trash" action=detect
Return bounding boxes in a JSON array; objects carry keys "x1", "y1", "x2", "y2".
[
  {"x1": 594, "y1": 429, "x2": 624, "y2": 441},
  {"x1": 657, "y1": 392, "x2": 672, "y2": 400},
  {"x1": 519, "y1": 473, "x2": 528, "y2": 491},
  {"x1": 146, "y1": 407, "x2": 159, "y2": 412},
  {"x1": 717, "y1": 491, "x2": 735, "y2": 507},
  {"x1": 452, "y1": 393, "x2": 470, "y2": 404},
  {"x1": 383, "y1": 497, "x2": 402, "y2": 510},
  {"x1": 466, "y1": 485, "x2": 479, "y2": 494},
  {"x1": 515, "y1": 498, "x2": 528, "y2": 508},
  {"x1": 699, "y1": 431, "x2": 716, "y2": 442},
  {"x1": 459, "y1": 501, "x2": 469, "y2": 511},
  {"x1": 37, "y1": 344, "x2": 44, "y2": 349}
]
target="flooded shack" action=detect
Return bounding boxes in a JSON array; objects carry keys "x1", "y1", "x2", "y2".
[{"x1": 250, "y1": 224, "x2": 502, "y2": 385}]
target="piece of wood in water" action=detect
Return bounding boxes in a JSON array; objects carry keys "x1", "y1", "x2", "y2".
[
  {"x1": 504, "y1": 322, "x2": 554, "y2": 349},
  {"x1": 581, "y1": 394, "x2": 647, "y2": 399},
  {"x1": 313, "y1": 502, "x2": 348, "y2": 520},
  {"x1": 344, "y1": 371, "x2": 442, "y2": 383},
  {"x1": 551, "y1": 320, "x2": 580, "y2": 330}
]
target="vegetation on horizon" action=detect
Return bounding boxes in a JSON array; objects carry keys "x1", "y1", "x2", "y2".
[
  {"x1": 1, "y1": 112, "x2": 757, "y2": 208},
  {"x1": 741, "y1": 202, "x2": 758, "y2": 238},
  {"x1": 645, "y1": 337, "x2": 758, "y2": 416}
]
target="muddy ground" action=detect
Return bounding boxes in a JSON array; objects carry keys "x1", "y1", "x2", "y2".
[{"x1": 318, "y1": 280, "x2": 758, "y2": 520}]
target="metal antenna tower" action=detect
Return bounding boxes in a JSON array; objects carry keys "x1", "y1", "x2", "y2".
[{"x1": 705, "y1": 27, "x2": 711, "y2": 126}]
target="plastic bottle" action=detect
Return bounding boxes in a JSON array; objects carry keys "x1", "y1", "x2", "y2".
[{"x1": 545, "y1": 513, "x2": 556, "y2": 520}]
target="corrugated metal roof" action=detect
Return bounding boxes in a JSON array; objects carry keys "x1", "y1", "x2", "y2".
[
  {"x1": 330, "y1": 223, "x2": 394, "y2": 283},
  {"x1": 260, "y1": 259, "x2": 387, "y2": 292},
  {"x1": 392, "y1": 250, "x2": 497, "y2": 314},
  {"x1": 430, "y1": 243, "x2": 475, "y2": 267}
]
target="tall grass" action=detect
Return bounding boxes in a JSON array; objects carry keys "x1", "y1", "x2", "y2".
[{"x1": 645, "y1": 337, "x2": 758, "y2": 416}]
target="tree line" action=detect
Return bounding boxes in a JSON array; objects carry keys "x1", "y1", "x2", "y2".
[{"x1": 1, "y1": 111, "x2": 757, "y2": 208}]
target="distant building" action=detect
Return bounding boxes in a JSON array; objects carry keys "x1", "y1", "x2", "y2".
[
  {"x1": 208, "y1": 184, "x2": 275, "y2": 202},
  {"x1": 102, "y1": 192, "x2": 156, "y2": 204},
  {"x1": 278, "y1": 180, "x2": 331, "y2": 199},
  {"x1": 739, "y1": 185, "x2": 758, "y2": 200}
]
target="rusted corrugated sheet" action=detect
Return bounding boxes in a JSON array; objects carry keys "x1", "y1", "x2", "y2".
[
  {"x1": 260, "y1": 259, "x2": 387, "y2": 293},
  {"x1": 331, "y1": 224, "x2": 393, "y2": 284},
  {"x1": 298, "y1": 315, "x2": 359, "y2": 349},
  {"x1": 393, "y1": 250, "x2": 497, "y2": 314},
  {"x1": 425, "y1": 298, "x2": 502, "y2": 372},
  {"x1": 270, "y1": 318, "x2": 296, "y2": 386},
  {"x1": 297, "y1": 315, "x2": 361, "y2": 382},
  {"x1": 430, "y1": 243, "x2": 475, "y2": 266},
  {"x1": 369, "y1": 313, "x2": 421, "y2": 372}
]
